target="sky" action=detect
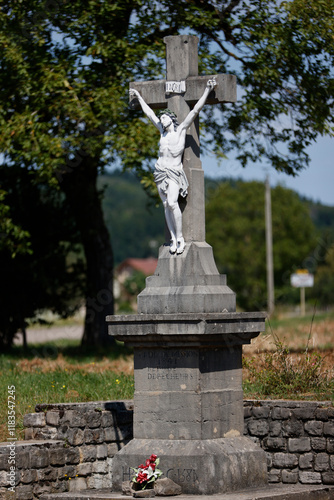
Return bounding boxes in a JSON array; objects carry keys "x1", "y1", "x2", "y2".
[{"x1": 202, "y1": 135, "x2": 334, "y2": 207}]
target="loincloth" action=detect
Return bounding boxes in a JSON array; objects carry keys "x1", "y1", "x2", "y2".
[{"x1": 154, "y1": 162, "x2": 189, "y2": 197}]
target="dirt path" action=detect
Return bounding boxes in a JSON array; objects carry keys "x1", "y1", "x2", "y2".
[{"x1": 14, "y1": 325, "x2": 83, "y2": 345}]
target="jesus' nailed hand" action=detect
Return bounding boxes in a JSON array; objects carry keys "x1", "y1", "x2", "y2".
[{"x1": 129, "y1": 78, "x2": 216, "y2": 255}]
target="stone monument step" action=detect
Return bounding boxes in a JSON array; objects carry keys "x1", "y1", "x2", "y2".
[{"x1": 40, "y1": 484, "x2": 334, "y2": 500}]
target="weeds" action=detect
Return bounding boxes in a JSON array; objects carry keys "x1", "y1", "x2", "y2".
[{"x1": 243, "y1": 310, "x2": 334, "y2": 400}]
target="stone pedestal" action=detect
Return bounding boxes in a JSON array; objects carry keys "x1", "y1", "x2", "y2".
[
  {"x1": 137, "y1": 242, "x2": 236, "y2": 314},
  {"x1": 107, "y1": 309, "x2": 268, "y2": 494}
]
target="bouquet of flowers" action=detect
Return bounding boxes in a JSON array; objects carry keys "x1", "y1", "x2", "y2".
[{"x1": 131, "y1": 454, "x2": 163, "y2": 490}]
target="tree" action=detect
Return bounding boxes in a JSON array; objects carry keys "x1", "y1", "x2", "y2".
[
  {"x1": 0, "y1": 164, "x2": 85, "y2": 350},
  {"x1": 0, "y1": 0, "x2": 333, "y2": 345},
  {"x1": 205, "y1": 180, "x2": 317, "y2": 310}
]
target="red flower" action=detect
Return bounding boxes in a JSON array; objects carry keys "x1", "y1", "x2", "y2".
[
  {"x1": 150, "y1": 454, "x2": 157, "y2": 462},
  {"x1": 145, "y1": 459, "x2": 151, "y2": 467}
]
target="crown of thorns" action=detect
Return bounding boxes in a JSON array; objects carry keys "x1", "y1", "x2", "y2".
[{"x1": 157, "y1": 109, "x2": 178, "y2": 119}]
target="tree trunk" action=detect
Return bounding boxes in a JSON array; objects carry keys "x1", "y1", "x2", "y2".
[{"x1": 60, "y1": 155, "x2": 114, "y2": 347}]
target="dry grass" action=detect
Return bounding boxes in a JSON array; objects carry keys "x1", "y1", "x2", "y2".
[{"x1": 15, "y1": 352, "x2": 134, "y2": 375}]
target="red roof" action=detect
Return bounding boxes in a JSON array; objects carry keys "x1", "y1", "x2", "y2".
[{"x1": 117, "y1": 257, "x2": 158, "y2": 276}]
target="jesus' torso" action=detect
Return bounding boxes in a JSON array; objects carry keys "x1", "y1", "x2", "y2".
[{"x1": 158, "y1": 129, "x2": 186, "y2": 169}]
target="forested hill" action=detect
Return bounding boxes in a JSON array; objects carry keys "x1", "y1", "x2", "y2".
[{"x1": 100, "y1": 170, "x2": 334, "y2": 266}]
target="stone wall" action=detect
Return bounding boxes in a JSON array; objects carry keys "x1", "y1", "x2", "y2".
[
  {"x1": 0, "y1": 399, "x2": 333, "y2": 498},
  {"x1": 0, "y1": 401, "x2": 133, "y2": 499},
  {"x1": 244, "y1": 400, "x2": 334, "y2": 486}
]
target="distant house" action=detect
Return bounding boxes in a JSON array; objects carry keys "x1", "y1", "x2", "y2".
[
  {"x1": 116, "y1": 257, "x2": 158, "y2": 281},
  {"x1": 114, "y1": 258, "x2": 158, "y2": 302}
]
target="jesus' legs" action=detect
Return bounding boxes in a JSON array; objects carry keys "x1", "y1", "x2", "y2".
[{"x1": 166, "y1": 180, "x2": 185, "y2": 255}]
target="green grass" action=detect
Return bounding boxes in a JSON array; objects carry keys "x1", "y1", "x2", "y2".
[{"x1": 0, "y1": 340, "x2": 134, "y2": 442}]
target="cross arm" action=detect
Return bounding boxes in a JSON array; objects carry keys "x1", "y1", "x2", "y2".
[{"x1": 129, "y1": 74, "x2": 237, "y2": 110}]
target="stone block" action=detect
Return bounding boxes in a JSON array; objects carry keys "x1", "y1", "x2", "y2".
[
  {"x1": 15, "y1": 484, "x2": 34, "y2": 499},
  {"x1": 0, "y1": 470, "x2": 10, "y2": 487},
  {"x1": 201, "y1": 390, "x2": 244, "y2": 439},
  {"x1": 33, "y1": 427, "x2": 58, "y2": 440},
  {"x1": 77, "y1": 462, "x2": 93, "y2": 476},
  {"x1": 101, "y1": 412, "x2": 114, "y2": 427},
  {"x1": 314, "y1": 453, "x2": 329, "y2": 472},
  {"x1": 58, "y1": 465, "x2": 76, "y2": 480},
  {"x1": 24, "y1": 428, "x2": 35, "y2": 440},
  {"x1": 304, "y1": 421, "x2": 324, "y2": 436},
  {"x1": 271, "y1": 407, "x2": 290, "y2": 420},
  {"x1": 96, "y1": 444, "x2": 108, "y2": 459},
  {"x1": 37, "y1": 467, "x2": 58, "y2": 481},
  {"x1": 83, "y1": 428, "x2": 104, "y2": 444},
  {"x1": 299, "y1": 453, "x2": 313, "y2": 470},
  {"x1": 282, "y1": 469, "x2": 298, "y2": 484},
  {"x1": 324, "y1": 421, "x2": 334, "y2": 436},
  {"x1": 86, "y1": 410, "x2": 102, "y2": 428},
  {"x1": 311, "y1": 437, "x2": 327, "y2": 451},
  {"x1": 20, "y1": 468, "x2": 38, "y2": 484},
  {"x1": 272, "y1": 453, "x2": 298, "y2": 469},
  {"x1": 269, "y1": 421, "x2": 282, "y2": 437},
  {"x1": 263, "y1": 438, "x2": 286, "y2": 451},
  {"x1": 49, "y1": 448, "x2": 66, "y2": 466},
  {"x1": 288, "y1": 437, "x2": 311, "y2": 453},
  {"x1": 92, "y1": 460, "x2": 109, "y2": 474},
  {"x1": 134, "y1": 392, "x2": 202, "y2": 440},
  {"x1": 30, "y1": 447, "x2": 49, "y2": 468},
  {"x1": 62, "y1": 410, "x2": 86, "y2": 427},
  {"x1": 292, "y1": 407, "x2": 316, "y2": 420},
  {"x1": 65, "y1": 447, "x2": 80, "y2": 465},
  {"x1": 299, "y1": 471, "x2": 322, "y2": 484},
  {"x1": 268, "y1": 469, "x2": 281, "y2": 483},
  {"x1": 104, "y1": 426, "x2": 118, "y2": 442},
  {"x1": 46, "y1": 411, "x2": 60, "y2": 426},
  {"x1": 23, "y1": 412, "x2": 46, "y2": 427},
  {"x1": 244, "y1": 407, "x2": 252, "y2": 418},
  {"x1": 67, "y1": 428, "x2": 84, "y2": 446},
  {"x1": 112, "y1": 437, "x2": 267, "y2": 495},
  {"x1": 247, "y1": 420, "x2": 269, "y2": 437},
  {"x1": 315, "y1": 408, "x2": 329, "y2": 421},
  {"x1": 331, "y1": 455, "x2": 334, "y2": 470},
  {"x1": 68, "y1": 476, "x2": 87, "y2": 491},
  {"x1": 87, "y1": 474, "x2": 107, "y2": 489},
  {"x1": 282, "y1": 418, "x2": 303, "y2": 437},
  {"x1": 33, "y1": 483, "x2": 53, "y2": 497},
  {"x1": 252, "y1": 406, "x2": 271, "y2": 419},
  {"x1": 16, "y1": 449, "x2": 31, "y2": 469},
  {"x1": 79, "y1": 445, "x2": 97, "y2": 462},
  {"x1": 327, "y1": 438, "x2": 334, "y2": 453},
  {"x1": 108, "y1": 443, "x2": 121, "y2": 456},
  {"x1": 322, "y1": 472, "x2": 334, "y2": 484},
  {"x1": 266, "y1": 452, "x2": 273, "y2": 468}
]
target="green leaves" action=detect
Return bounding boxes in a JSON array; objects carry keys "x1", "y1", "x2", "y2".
[{"x1": 206, "y1": 180, "x2": 317, "y2": 310}]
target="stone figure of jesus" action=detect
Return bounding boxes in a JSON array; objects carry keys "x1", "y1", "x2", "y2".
[{"x1": 130, "y1": 78, "x2": 216, "y2": 255}]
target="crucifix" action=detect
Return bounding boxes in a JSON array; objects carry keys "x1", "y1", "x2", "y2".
[{"x1": 129, "y1": 35, "x2": 236, "y2": 251}]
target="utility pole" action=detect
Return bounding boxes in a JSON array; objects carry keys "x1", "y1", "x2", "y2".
[{"x1": 265, "y1": 176, "x2": 275, "y2": 315}]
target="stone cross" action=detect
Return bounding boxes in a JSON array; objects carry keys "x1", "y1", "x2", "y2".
[{"x1": 129, "y1": 34, "x2": 236, "y2": 243}]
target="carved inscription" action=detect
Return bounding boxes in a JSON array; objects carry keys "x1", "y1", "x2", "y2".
[
  {"x1": 137, "y1": 350, "x2": 197, "y2": 382},
  {"x1": 122, "y1": 466, "x2": 198, "y2": 484},
  {"x1": 167, "y1": 468, "x2": 198, "y2": 483},
  {"x1": 147, "y1": 369, "x2": 193, "y2": 381}
]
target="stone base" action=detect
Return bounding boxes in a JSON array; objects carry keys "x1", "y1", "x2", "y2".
[
  {"x1": 137, "y1": 242, "x2": 236, "y2": 314},
  {"x1": 112, "y1": 437, "x2": 267, "y2": 495}
]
